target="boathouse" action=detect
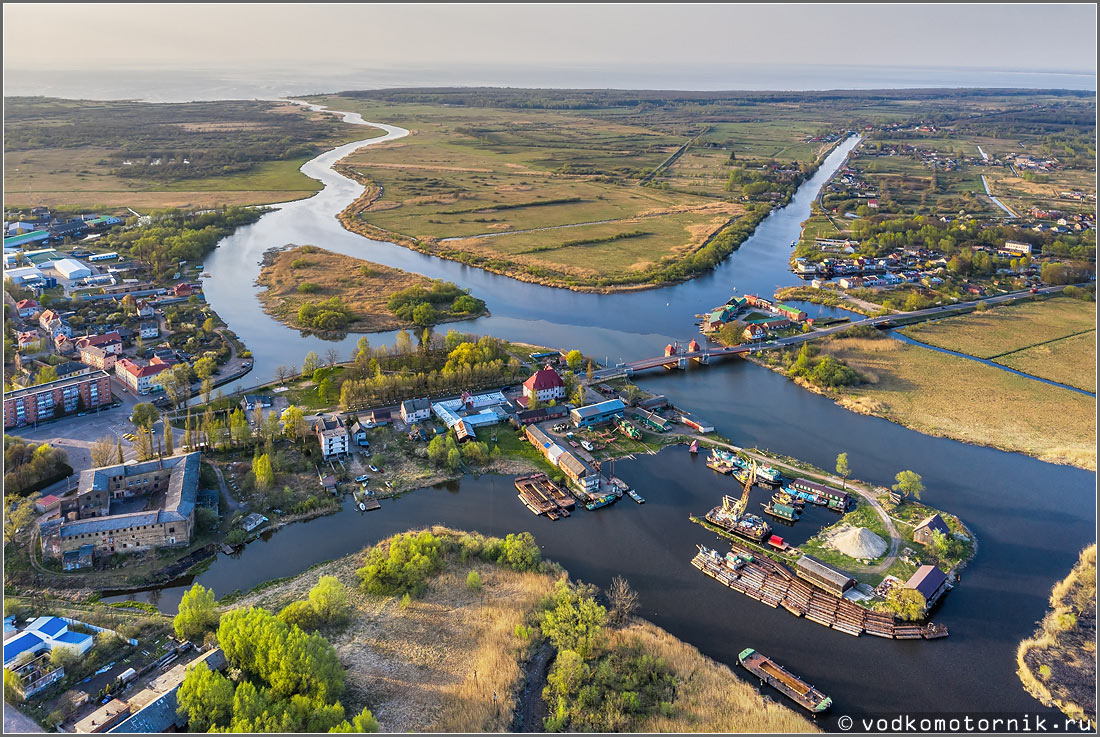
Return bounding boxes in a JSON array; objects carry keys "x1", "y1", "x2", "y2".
[
  {"x1": 905, "y1": 564, "x2": 950, "y2": 608},
  {"x1": 558, "y1": 450, "x2": 599, "y2": 495},
  {"x1": 795, "y1": 554, "x2": 856, "y2": 596}
]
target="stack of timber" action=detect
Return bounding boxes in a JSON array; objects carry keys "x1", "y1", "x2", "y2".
[
  {"x1": 692, "y1": 545, "x2": 948, "y2": 640},
  {"x1": 515, "y1": 473, "x2": 574, "y2": 521}
]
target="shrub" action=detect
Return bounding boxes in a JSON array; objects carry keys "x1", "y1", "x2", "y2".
[
  {"x1": 466, "y1": 570, "x2": 482, "y2": 591},
  {"x1": 497, "y1": 532, "x2": 541, "y2": 572},
  {"x1": 357, "y1": 531, "x2": 445, "y2": 597},
  {"x1": 297, "y1": 282, "x2": 320, "y2": 294}
]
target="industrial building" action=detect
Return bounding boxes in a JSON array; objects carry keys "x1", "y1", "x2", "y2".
[
  {"x1": 52, "y1": 257, "x2": 92, "y2": 280},
  {"x1": 570, "y1": 398, "x2": 626, "y2": 428}
]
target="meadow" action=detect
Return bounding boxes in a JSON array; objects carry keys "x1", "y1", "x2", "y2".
[{"x1": 994, "y1": 331, "x2": 1097, "y2": 392}]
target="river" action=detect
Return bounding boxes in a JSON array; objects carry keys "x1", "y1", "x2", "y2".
[{"x1": 114, "y1": 108, "x2": 1095, "y2": 728}]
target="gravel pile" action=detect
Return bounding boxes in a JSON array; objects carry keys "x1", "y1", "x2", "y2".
[{"x1": 824, "y1": 524, "x2": 887, "y2": 559}]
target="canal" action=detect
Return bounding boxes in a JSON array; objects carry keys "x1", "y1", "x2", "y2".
[{"x1": 114, "y1": 108, "x2": 1095, "y2": 726}]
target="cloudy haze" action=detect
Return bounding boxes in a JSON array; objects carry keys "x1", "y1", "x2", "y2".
[{"x1": 5, "y1": 3, "x2": 1096, "y2": 73}]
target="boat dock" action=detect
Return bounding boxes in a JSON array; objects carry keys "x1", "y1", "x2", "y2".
[
  {"x1": 515, "y1": 473, "x2": 575, "y2": 520},
  {"x1": 691, "y1": 545, "x2": 947, "y2": 640},
  {"x1": 360, "y1": 497, "x2": 381, "y2": 511}
]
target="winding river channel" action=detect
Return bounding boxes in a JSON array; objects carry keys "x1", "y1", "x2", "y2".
[{"x1": 114, "y1": 108, "x2": 1095, "y2": 727}]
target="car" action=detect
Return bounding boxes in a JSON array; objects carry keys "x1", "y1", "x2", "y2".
[
  {"x1": 354, "y1": 474, "x2": 370, "y2": 483},
  {"x1": 580, "y1": 440, "x2": 594, "y2": 452},
  {"x1": 368, "y1": 464, "x2": 379, "y2": 473}
]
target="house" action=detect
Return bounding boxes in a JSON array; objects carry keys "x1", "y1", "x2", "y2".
[
  {"x1": 432, "y1": 391, "x2": 509, "y2": 430},
  {"x1": 241, "y1": 394, "x2": 273, "y2": 411},
  {"x1": 17, "y1": 330, "x2": 41, "y2": 349},
  {"x1": 513, "y1": 405, "x2": 570, "y2": 426},
  {"x1": 38, "y1": 309, "x2": 63, "y2": 332},
  {"x1": 320, "y1": 475, "x2": 338, "y2": 492},
  {"x1": 16, "y1": 299, "x2": 39, "y2": 318},
  {"x1": 522, "y1": 366, "x2": 566, "y2": 404},
  {"x1": 366, "y1": 408, "x2": 391, "y2": 426},
  {"x1": 76, "y1": 331, "x2": 123, "y2": 355},
  {"x1": 55, "y1": 333, "x2": 76, "y2": 355},
  {"x1": 171, "y1": 282, "x2": 193, "y2": 297},
  {"x1": 139, "y1": 321, "x2": 160, "y2": 339},
  {"x1": 42, "y1": 314, "x2": 73, "y2": 340},
  {"x1": 1003, "y1": 240, "x2": 1033, "y2": 255},
  {"x1": 53, "y1": 361, "x2": 92, "y2": 381},
  {"x1": 63, "y1": 544, "x2": 95, "y2": 571},
  {"x1": 34, "y1": 495, "x2": 62, "y2": 514},
  {"x1": 743, "y1": 323, "x2": 767, "y2": 342},
  {"x1": 912, "y1": 513, "x2": 952, "y2": 546},
  {"x1": 135, "y1": 300, "x2": 155, "y2": 318},
  {"x1": 315, "y1": 416, "x2": 349, "y2": 459},
  {"x1": 772, "y1": 303, "x2": 807, "y2": 322},
  {"x1": 570, "y1": 399, "x2": 626, "y2": 428},
  {"x1": 400, "y1": 397, "x2": 432, "y2": 424},
  {"x1": 558, "y1": 449, "x2": 599, "y2": 495},
  {"x1": 904, "y1": 564, "x2": 950, "y2": 608},
  {"x1": 454, "y1": 419, "x2": 476, "y2": 442},
  {"x1": 240, "y1": 513, "x2": 269, "y2": 533},
  {"x1": 349, "y1": 420, "x2": 371, "y2": 447},
  {"x1": 115, "y1": 358, "x2": 170, "y2": 395}
]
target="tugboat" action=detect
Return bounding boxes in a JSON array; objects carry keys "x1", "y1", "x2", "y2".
[{"x1": 738, "y1": 649, "x2": 832, "y2": 714}]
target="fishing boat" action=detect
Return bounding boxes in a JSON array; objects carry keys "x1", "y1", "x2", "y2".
[
  {"x1": 738, "y1": 649, "x2": 832, "y2": 714},
  {"x1": 689, "y1": 439, "x2": 700, "y2": 455},
  {"x1": 585, "y1": 493, "x2": 618, "y2": 511},
  {"x1": 706, "y1": 453, "x2": 733, "y2": 475},
  {"x1": 771, "y1": 491, "x2": 803, "y2": 509},
  {"x1": 756, "y1": 464, "x2": 783, "y2": 484},
  {"x1": 762, "y1": 502, "x2": 800, "y2": 522}
]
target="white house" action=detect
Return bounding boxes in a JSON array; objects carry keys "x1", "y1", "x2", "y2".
[
  {"x1": 3, "y1": 616, "x2": 95, "y2": 667},
  {"x1": 400, "y1": 397, "x2": 432, "y2": 424},
  {"x1": 522, "y1": 366, "x2": 565, "y2": 404},
  {"x1": 315, "y1": 416, "x2": 349, "y2": 459},
  {"x1": 139, "y1": 322, "x2": 160, "y2": 339},
  {"x1": 115, "y1": 358, "x2": 170, "y2": 394}
]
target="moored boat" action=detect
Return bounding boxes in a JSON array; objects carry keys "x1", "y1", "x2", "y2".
[
  {"x1": 689, "y1": 439, "x2": 700, "y2": 454},
  {"x1": 738, "y1": 648, "x2": 832, "y2": 714},
  {"x1": 762, "y1": 502, "x2": 800, "y2": 522}
]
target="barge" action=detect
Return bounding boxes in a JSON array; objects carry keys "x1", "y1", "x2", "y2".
[
  {"x1": 762, "y1": 502, "x2": 800, "y2": 522},
  {"x1": 738, "y1": 648, "x2": 832, "y2": 714},
  {"x1": 515, "y1": 473, "x2": 574, "y2": 520},
  {"x1": 627, "y1": 489, "x2": 645, "y2": 504},
  {"x1": 705, "y1": 497, "x2": 771, "y2": 543}
]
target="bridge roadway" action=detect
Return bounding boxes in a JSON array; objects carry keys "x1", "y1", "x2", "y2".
[{"x1": 590, "y1": 285, "x2": 1069, "y2": 380}]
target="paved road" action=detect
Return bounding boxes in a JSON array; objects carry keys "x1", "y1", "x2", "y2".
[{"x1": 4, "y1": 702, "x2": 45, "y2": 734}]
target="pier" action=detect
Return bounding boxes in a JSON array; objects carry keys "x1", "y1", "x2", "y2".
[{"x1": 515, "y1": 473, "x2": 575, "y2": 520}]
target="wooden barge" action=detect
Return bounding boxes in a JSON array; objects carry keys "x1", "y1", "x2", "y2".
[
  {"x1": 515, "y1": 473, "x2": 575, "y2": 521},
  {"x1": 692, "y1": 545, "x2": 947, "y2": 640},
  {"x1": 738, "y1": 648, "x2": 832, "y2": 714}
]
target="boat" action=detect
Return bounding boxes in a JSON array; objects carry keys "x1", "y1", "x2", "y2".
[
  {"x1": 738, "y1": 649, "x2": 832, "y2": 714},
  {"x1": 358, "y1": 501, "x2": 366, "y2": 512},
  {"x1": 627, "y1": 489, "x2": 645, "y2": 504},
  {"x1": 786, "y1": 486, "x2": 827, "y2": 505},
  {"x1": 762, "y1": 502, "x2": 800, "y2": 522},
  {"x1": 705, "y1": 504, "x2": 771, "y2": 543},
  {"x1": 771, "y1": 491, "x2": 803, "y2": 508},
  {"x1": 585, "y1": 493, "x2": 618, "y2": 511},
  {"x1": 755, "y1": 464, "x2": 783, "y2": 484},
  {"x1": 689, "y1": 439, "x2": 700, "y2": 454}
]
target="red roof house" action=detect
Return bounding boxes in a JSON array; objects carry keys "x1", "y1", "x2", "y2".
[
  {"x1": 522, "y1": 365, "x2": 565, "y2": 403},
  {"x1": 172, "y1": 283, "x2": 193, "y2": 297}
]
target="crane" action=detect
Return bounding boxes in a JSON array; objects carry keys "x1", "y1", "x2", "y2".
[{"x1": 720, "y1": 459, "x2": 757, "y2": 519}]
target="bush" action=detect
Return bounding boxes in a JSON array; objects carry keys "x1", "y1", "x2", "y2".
[
  {"x1": 466, "y1": 570, "x2": 482, "y2": 591},
  {"x1": 357, "y1": 531, "x2": 445, "y2": 597},
  {"x1": 297, "y1": 282, "x2": 320, "y2": 294},
  {"x1": 539, "y1": 580, "x2": 607, "y2": 659},
  {"x1": 497, "y1": 532, "x2": 541, "y2": 572}
]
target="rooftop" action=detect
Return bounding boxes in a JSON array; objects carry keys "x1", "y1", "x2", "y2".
[
  {"x1": 905, "y1": 564, "x2": 948, "y2": 601},
  {"x1": 3, "y1": 369, "x2": 110, "y2": 401},
  {"x1": 796, "y1": 554, "x2": 855, "y2": 588},
  {"x1": 571, "y1": 399, "x2": 626, "y2": 420}
]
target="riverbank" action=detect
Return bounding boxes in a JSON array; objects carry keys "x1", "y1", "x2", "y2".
[
  {"x1": 1016, "y1": 544, "x2": 1096, "y2": 727},
  {"x1": 255, "y1": 245, "x2": 488, "y2": 334},
  {"x1": 214, "y1": 526, "x2": 816, "y2": 733},
  {"x1": 746, "y1": 327, "x2": 1096, "y2": 471}
]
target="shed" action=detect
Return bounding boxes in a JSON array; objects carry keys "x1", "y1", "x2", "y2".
[
  {"x1": 905, "y1": 564, "x2": 950, "y2": 607},
  {"x1": 912, "y1": 514, "x2": 951, "y2": 546},
  {"x1": 795, "y1": 554, "x2": 856, "y2": 596}
]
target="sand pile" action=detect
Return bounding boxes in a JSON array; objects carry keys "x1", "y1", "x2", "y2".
[{"x1": 823, "y1": 524, "x2": 887, "y2": 559}]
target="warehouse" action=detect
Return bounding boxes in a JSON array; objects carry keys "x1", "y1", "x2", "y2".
[
  {"x1": 795, "y1": 554, "x2": 856, "y2": 596},
  {"x1": 570, "y1": 399, "x2": 626, "y2": 428},
  {"x1": 52, "y1": 257, "x2": 92, "y2": 280}
]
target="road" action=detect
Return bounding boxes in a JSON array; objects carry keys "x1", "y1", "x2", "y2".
[{"x1": 4, "y1": 702, "x2": 45, "y2": 734}]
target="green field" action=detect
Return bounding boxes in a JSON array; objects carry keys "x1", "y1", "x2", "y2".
[
  {"x1": 901, "y1": 296, "x2": 1096, "y2": 358},
  {"x1": 995, "y1": 331, "x2": 1097, "y2": 392}
]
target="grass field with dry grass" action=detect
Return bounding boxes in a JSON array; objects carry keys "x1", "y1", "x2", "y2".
[
  {"x1": 1017, "y1": 544, "x2": 1096, "y2": 727},
  {"x1": 995, "y1": 330, "x2": 1097, "y2": 391},
  {"x1": 900, "y1": 296, "x2": 1096, "y2": 359},
  {"x1": 255, "y1": 245, "x2": 486, "y2": 333},
  {"x1": 227, "y1": 526, "x2": 815, "y2": 733},
  {"x1": 812, "y1": 331, "x2": 1096, "y2": 470}
]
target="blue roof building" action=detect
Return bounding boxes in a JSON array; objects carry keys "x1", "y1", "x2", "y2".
[
  {"x1": 570, "y1": 399, "x2": 627, "y2": 428},
  {"x1": 3, "y1": 617, "x2": 95, "y2": 666},
  {"x1": 3, "y1": 631, "x2": 46, "y2": 666}
]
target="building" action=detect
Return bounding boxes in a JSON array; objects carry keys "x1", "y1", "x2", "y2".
[
  {"x1": 172, "y1": 282, "x2": 194, "y2": 297},
  {"x1": 904, "y1": 564, "x2": 950, "y2": 608},
  {"x1": 513, "y1": 405, "x2": 570, "y2": 426},
  {"x1": 570, "y1": 399, "x2": 626, "y2": 428},
  {"x1": 81, "y1": 345, "x2": 118, "y2": 371},
  {"x1": 5, "y1": 266, "x2": 46, "y2": 286},
  {"x1": 240, "y1": 513, "x2": 269, "y2": 533},
  {"x1": 349, "y1": 420, "x2": 371, "y2": 446},
  {"x1": 16, "y1": 299, "x2": 39, "y2": 318},
  {"x1": 790, "y1": 478, "x2": 850, "y2": 510},
  {"x1": 400, "y1": 397, "x2": 432, "y2": 424},
  {"x1": 76, "y1": 331, "x2": 123, "y2": 355},
  {"x1": 1003, "y1": 240, "x2": 1033, "y2": 255},
  {"x1": 139, "y1": 321, "x2": 160, "y2": 339},
  {"x1": 54, "y1": 360, "x2": 94, "y2": 381},
  {"x1": 366, "y1": 408, "x2": 391, "y2": 426},
  {"x1": 772, "y1": 303, "x2": 807, "y2": 322},
  {"x1": 53, "y1": 257, "x2": 92, "y2": 280},
  {"x1": 315, "y1": 416, "x2": 349, "y2": 459},
  {"x1": 74, "y1": 698, "x2": 132, "y2": 733},
  {"x1": 115, "y1": 358, "x2": 170, "y2": 395},
  {"x1": 4, "y1": 370, "x2": 112, "y2": 429},
  {"x1": 558, "y1": 449, "x2": 599, "y2": 495},
  {"x1": 432, "y1": 391, "x2": 509, "y2": 430},
  {"x1": 522, "y1": 365, "x2": 565, "y2": 404},
  {"x1": 744, "y1": 323, "x2": 767, "y2": 341},
  {"x1": 241, "y1": 394, "x2": 273, "y2": 411},
  {"x1": 55, "y1": 334, "x2": 76, "y2": 355},
  {"x1": 35, "y1": 494, "x2": 62, "y2": 514},
  {"x1": 63, "y1": 544, "x2": 96, "y2": 571},
  {"x1": 40, "y1": 453, "x2": 201, "y2": 561},
  {"x1": 795, "y1": 555, "x2": 856, "y2": 596},
  {"x1": 17, "y1": 330, "x2": 42, "y2": 350},
  {"x1": 912, "y1": 513, "x2": 952, "y2": 546},
  {"x1": 3, "y1": 616, "x2": 95, "y2": 667},
  {"x1": 631, "y1": 407, "x2": 671, "y2": 432}
]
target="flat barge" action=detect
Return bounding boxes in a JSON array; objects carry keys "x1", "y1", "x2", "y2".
[
  {"x1": 691, "y1": 545, "x2": 947, "y2": 640},
  {"x1": 738, "y1": 648, "x2": 832, "y2": 714},
  {"x1": 515, "y1": 473, "x2": 574, "y2": 520},
  {"x1": 705, "y1": 500, "x2": 771, "y2": 543}
]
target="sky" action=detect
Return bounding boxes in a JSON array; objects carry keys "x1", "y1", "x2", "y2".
[{"x1": 4, "y1": 3, "x2": 1097, "y2": 74}]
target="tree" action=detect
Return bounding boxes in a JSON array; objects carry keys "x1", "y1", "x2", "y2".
[
  {"x1": 586, "y1": 360, "x2": 594, "y2": 384},
  {"x1": 927, "y1": 528, "x2": 950, "y2": 561},
  {"x1": 395, "y1": 329, "x2": 413, "y2": 355},
  {"x1": 884, "y1": 586, "x2": 926, "y2": 621},
  {"x1": 174, "y1": 584, "x2": 219, "y2": 641},
  {"x1": 527, "y1": 394, "x2": 542, "y2": 411},
  {"x1": 117, "y1": 438, "x2": 125, "y2": 464},
  {"x1": 607, "y1": 576, "x2": 639, "y2": 627},
  {"x1": 308, "y1": 576, "x2": 349, "y2": 623},
  {"x1": 275, "y1": 365, "x2": 293, "y2": 384},
  {"x1": 229, "y1": 408, "x2": 251, "y2": 448},
  {"x1": 355, "y1": 336, "x2": 371, "y2": 361},
  {"x1": 135, "y1": 427, "x2": 153, "y2": 461},
  {"x1": 282, "y1": 406, "x2": 307, "y2": 441},
  {"x1": 466, "y1": 570, "x2": 482, "y2": 591},
  {"x1": 201, "y1": 377, "x2": 214, "y2": 405},
  {"x1": 539, "y1": 580, "x2": 607, "y2": 659},
  {"x1": 325, "y1": 348, "x2": 340, "y2": 368},
  {"x1": 565, "y1": 349, "x2": 583, "y2": 371},
  {"x1": 193, "y1": 356, "x2": 217, "y2": 380},
  {"x1": 498, "y1": 532, "x2": 541, "y2": 571},
  {"x1": 163, "y1": 413, "x2": 174, "y2": 455},
  {"x1": 131, "y1": 402, "x2": 159, "y2": 430},
  {"x1": 251, "y1": 453, "x2": 273, "y2": 489},
  {"x1": 411, "y1": 302, "x2": 437, "y2": 327},
  {"x1": 302, "y1": 351, "x2": 320, "y2": 378},
  {"x1": 892, "y1": 470, "x2": 924, "y2": 502},
  {"x1": 836, "y1": 452, "x2": 850, "y2": 490},
  {"x1": 4, "y1": 495, "x2": 37, "y2": 540},
  {"x1": 49, "y1": 645, "x2": 81, "y2": 671},
  {"x1": 4, "y1": 667, "x2": 24, "y2": 704},
  {"x1": 35, "y1": 365, "x2": 59, "y2": 385},
  {"x1": 90, "y1": 435, "x2": 117, "y2": 467},
  {"x1": 317, "y1": 378, "x2": 335, "y2": 405},
  {"x1": 176, "y1": 660, "x2": 234, "y2": 732},
  {"x1": 446, "y1": 447, "x2": 462, "y2": 471}
]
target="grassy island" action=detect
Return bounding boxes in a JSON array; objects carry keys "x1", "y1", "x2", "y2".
[
  {"x1": 1017, "y1": 545, "x2": 1096, "y2": 727},
  {"x1": 255, "y1": 245, "x2": 488, "y2": 334}
]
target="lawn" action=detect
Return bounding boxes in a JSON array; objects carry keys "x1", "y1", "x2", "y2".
[
  {"x1": 818, "y1": 331, "x2": 1096, "y2": 470},
  {"x1": 994, "y1": 331, "x2": 1097, "y2": 392},
  {"x1": 900, "y1": 296, "x2": 1096, "y2": 358}
]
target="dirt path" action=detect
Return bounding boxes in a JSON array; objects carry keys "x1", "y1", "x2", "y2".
[
  {"x1": 211, "y1": 464, "x2": 247, "y2": 514},
  {"x1": 683, "y1": 434, "x2": 902, "y2": 574},
  {"x1": 512, "y1": 642, "x2": 553, "y2": 732}
]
